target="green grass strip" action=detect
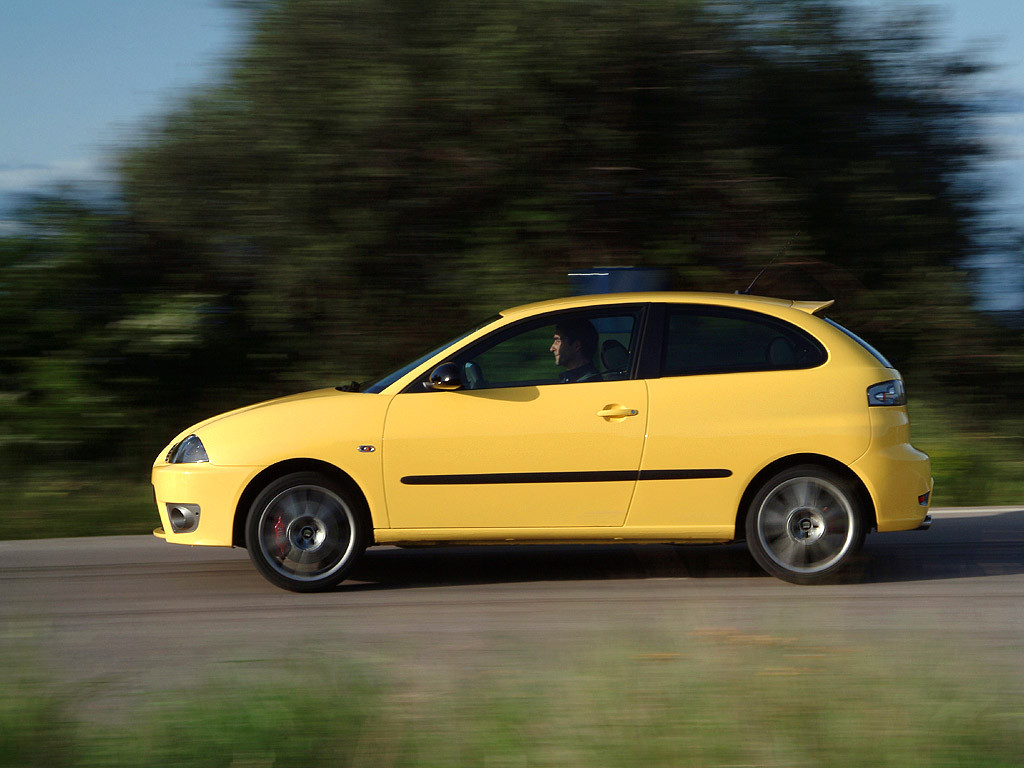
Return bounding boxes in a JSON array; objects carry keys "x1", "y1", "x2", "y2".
[{"x1": 3, "y1": 635, "x2": 1023, "y2": 767}]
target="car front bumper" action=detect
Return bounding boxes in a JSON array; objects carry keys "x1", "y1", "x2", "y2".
[{"x1": 151, "y1": 462, "x2": 257, "y2": 547}]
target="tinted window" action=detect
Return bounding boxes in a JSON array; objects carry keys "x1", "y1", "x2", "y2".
[
  {"x1": 451, "y1": 308, "x2": 641, "y2": 390},
  {"x1": 823, "y1": 318, "x2": 894, "y2": 368},
  {"x1": 662, "y1": 306, "x2": 826, "y2": 376}
]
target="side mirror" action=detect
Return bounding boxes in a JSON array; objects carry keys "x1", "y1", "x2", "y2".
[{"x1": 425, "y1": 362, "x2": 462, "y2": 391}]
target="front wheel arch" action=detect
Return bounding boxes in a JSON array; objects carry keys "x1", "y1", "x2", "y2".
[
  {"x1": 734, "y1": 454, "x2": 876, "y2": 542},
  {"x1": 233, "y1": 459, "x2": 373, "y2": 548}
]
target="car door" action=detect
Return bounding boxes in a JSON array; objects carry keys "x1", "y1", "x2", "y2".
[
  {"x1": 625, "y1": 303, "x2": 864, "y2": 538},
  {"x1": 382, "y1": 306, "x2": 648, "y2": 530}
]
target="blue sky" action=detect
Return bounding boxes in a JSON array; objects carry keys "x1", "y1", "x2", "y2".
[
  {"x1": 0, "y1": 0, "x2": 239, "y2": 204},
  {"x1": 2, "y1": 0, "x2": 1023, "y2": 304},
  {"x1": 2, "y1": 0, "x2": 1021, "y2": 194}
]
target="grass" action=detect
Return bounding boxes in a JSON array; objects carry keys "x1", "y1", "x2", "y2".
[
  {"x1": 0, "y1": 397, "x2": 1020, "y2": 541},
  {"x1": 0, "y1": 467, "x2": 156, "y2": 540},
  {"x1": 908, "y1": 398, "x2": 1024, "y2": 507},
  {"x1": 2, "y1": 634, "x2": 1023, "y2": 767}
]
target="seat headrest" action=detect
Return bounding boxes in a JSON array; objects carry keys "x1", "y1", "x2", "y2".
[
  {"x1": 767, "y1": 337, "x2": 796, "y2": 366},
  {"x1": 601, "y1": 340, "x2": 630, "y2": 372}
]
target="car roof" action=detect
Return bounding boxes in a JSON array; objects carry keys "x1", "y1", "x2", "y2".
[{"x1": 499, "y1": 292, "x2": 834, "y2": 321}]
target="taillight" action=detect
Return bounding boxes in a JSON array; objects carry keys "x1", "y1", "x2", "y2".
[{"x1": 867, "y1": 379, "x2": 906, "y2": 407}]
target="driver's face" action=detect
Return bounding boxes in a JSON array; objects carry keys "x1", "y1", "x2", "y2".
[{"x1": 551, "y1": 334, "x2": 578, "y2": 368}]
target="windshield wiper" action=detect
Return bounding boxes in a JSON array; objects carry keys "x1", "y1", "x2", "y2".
[{"x1": 335, "y1": 380, "x2": 362, "y2": 392}]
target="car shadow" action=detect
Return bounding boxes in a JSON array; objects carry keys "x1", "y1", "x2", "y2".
[
  {"x1": 342, "y1": 510, "x2": 1024, "y2": 590},
  {"x1": 846, "y1": 509, "x2": 1024, "y2": 584},
  {"x1": 346, "y1": 541, "x2": 763, "y2": 589}
]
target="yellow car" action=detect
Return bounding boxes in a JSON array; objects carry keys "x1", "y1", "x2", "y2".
[{"x1": 152, "y1": 292, "x2": 932, "y2": 590}]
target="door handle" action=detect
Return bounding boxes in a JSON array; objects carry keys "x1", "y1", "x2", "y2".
[{"x1": 596, "y1": 406, "x2": 639, "y2": 418}]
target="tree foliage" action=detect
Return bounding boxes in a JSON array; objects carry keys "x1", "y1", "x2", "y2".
[{"x1": 2, "y1": 0, "x2": 1022, "y2": 473}]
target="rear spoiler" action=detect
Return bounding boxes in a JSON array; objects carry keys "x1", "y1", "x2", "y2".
[{"x1": 790, "y1": 299, "x2": 834, "y2": 315}]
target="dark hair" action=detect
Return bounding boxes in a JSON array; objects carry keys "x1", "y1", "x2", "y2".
[{"x1": 555, "y1": 318, "x2": 599, "y2": 360}]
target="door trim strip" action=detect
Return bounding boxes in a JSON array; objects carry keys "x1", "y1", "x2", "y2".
[{"x1": 400, "y1": 469, "x2": 731, "y2": 485}]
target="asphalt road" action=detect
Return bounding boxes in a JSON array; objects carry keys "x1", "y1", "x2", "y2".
[{"x1": 2, "y1": 507, "x2": 1024, "y2": 692}]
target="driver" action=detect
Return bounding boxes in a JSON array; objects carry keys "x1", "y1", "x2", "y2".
[{"x1": 551, "y1": 318, "x2": 602, "y2": 383}]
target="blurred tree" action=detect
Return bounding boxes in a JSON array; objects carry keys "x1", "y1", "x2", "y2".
[
  {"x1": 2, "y1": 0, "x2": 1021, "y2": 476},
  {"x1": 0, "y1": 199, "x2": 261, "y2": 467},
  {"x1": 118, "y1": 0, "x2": 1002, "y2": 366}
]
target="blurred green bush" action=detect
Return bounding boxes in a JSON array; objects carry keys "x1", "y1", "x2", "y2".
[{"x1": 1, "y1": 0, "x2": 1022, "y2": 535}]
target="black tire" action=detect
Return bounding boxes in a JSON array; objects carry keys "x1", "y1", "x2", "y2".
[
  {"x1": 745, "y1": 464, "x2": 865, "y2": 585},
  {"x1": 244, "y1": 471, "x2": 369, "y2": 592}
]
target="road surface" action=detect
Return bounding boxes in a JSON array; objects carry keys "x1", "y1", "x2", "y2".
[{"x1": 2, "y1": 507, "x2": 1023, "y2": 692}]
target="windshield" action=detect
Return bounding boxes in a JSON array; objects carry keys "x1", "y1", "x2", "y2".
[{"x1": 361, "y1": 315, "x2": 501, "y2": 393}]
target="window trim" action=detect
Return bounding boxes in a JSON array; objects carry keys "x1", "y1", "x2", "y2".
[
  {"x1": 823, "y1": 317, "x2": 894, "y2": 369},
  {"x1": 635, "y1": 302, "x2": 665, "y2": 380},
  {"x1": 401, "y1": 304, "x2": 650, "y2": 393},
  {"x1": 651, "y1": 304, "x2": 828, "y2": 379}
]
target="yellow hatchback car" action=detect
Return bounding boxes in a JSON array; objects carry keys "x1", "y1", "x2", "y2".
[{"x1": 153, "y1": 292, "x2": 932, "y2": 591}]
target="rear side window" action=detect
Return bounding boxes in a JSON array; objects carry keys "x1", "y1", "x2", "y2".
[
  {"x1": 823, "y1": 318, "x2": 894, "y2": 368},
  {"x1": 662, "y1": 306, "x2": 826, "y2": 376}
]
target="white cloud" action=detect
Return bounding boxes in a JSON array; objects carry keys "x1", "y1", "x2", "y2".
[
  {"x1": 0, "y1": 218, "x2": 29, "y2": 236},
  {"x1": 0, "y1": 158, "x2": 113, "y2": 194}
]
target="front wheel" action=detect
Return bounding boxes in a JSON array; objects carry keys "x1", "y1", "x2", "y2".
[
  {"x1": 245, "y1": 471, "x2": 369, "y2": 592},
  {"x1": 745, "y1": 465, "x2": 865, "y2": 584}
]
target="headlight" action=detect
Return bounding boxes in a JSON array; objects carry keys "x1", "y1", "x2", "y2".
[{"x1": 167, "y1": 435, "x2": 210, "y2": 463}]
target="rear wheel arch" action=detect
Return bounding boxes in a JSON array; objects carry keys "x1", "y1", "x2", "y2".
[
  {"x1": 233, "y1": 459, "x2": 373, "y2": 548},
  {"x1": 734, "y1": 453, "x2": 876, "y2": 541}
]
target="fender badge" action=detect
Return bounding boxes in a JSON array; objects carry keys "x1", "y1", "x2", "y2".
[{"x1": 357, "y1": 445, "x2": 376, "y2": 453}]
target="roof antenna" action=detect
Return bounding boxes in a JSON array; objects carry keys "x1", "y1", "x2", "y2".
[{"x1": 738, "y1": 230, "x2": 801, "y2": 295}]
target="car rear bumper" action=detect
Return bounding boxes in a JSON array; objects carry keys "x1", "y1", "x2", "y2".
[{"x1": 851, "y1": 443, "x2": 933, "y2": 532}]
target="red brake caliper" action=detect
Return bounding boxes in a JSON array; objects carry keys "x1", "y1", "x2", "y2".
[{"x1": 272, "y1": 515, "x2": 287, "y2": 558}]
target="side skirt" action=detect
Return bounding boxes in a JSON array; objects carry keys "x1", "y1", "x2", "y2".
[{"x1": 373, "y1": 526, "x2": 735, "y2": 546}]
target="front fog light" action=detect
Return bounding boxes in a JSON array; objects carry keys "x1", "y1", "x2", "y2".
[{"x1": 167, "y1": 503, "x2": 201, "y2": 533}]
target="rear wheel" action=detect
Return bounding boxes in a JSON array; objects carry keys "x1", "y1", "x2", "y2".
[
  {"x1": 245, "y1": 471, "x2": 368, "y2": 592},
  {"x1": 745, "y1": 465, "x2": 865, "y2": 584}
]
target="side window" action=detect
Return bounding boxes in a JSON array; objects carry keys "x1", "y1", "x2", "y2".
[
  {"x1": 663, "y1": 307, "x2": 825, "y2": 376},
  {"x1": 455, "y1": 309, "x2": 640, "y2": 390}
]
